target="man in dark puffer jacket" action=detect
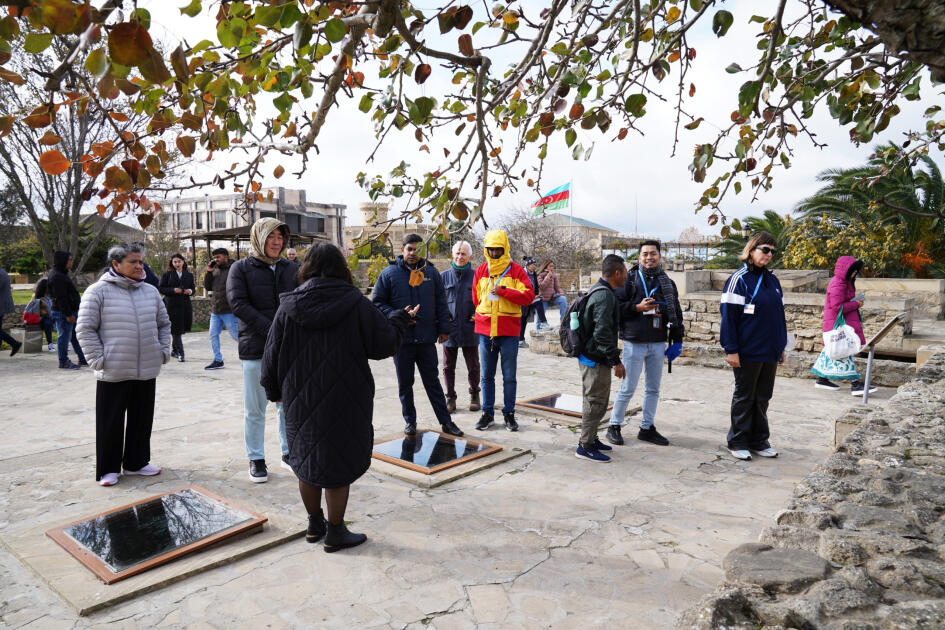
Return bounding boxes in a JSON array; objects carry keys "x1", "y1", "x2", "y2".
[
  {"x1": 48, "y1": 250, "x2": 88, "y2": 369},
  {"x1": 227, "y1": 218, "x2": 298, "y2": 484}
]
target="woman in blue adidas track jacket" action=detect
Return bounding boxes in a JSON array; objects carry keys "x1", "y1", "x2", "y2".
[{"x1": 719, "y1": 232, "x2": 787, "y2": 460}]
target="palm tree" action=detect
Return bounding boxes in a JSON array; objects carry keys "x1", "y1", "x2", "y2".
[
  {"x1": 795, "y1": 145, "x2": 945, "y2": 276},
  {"x1": 709, "y1": 210, "x2": 792, "y2": 268}
]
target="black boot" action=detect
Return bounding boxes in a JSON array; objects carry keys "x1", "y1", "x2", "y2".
[
  {"x1": 475, "y1": 413, "x2": 494, "y2": 431},
  {"x1": 324, "y1": 521, "x2": 367, "y2": 553},
  {"x1": 306, "y1": 509, "x2": 327, "y2": 543},
  {"x1": 503, "y1": 413, "x2": 519, "y2": 432},
  {"x1": 605, "y1": 425, "x2": 624, "y2": 445}
]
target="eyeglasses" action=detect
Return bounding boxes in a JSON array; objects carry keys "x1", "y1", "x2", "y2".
[{"x1": 756, "y1": 246, "x2": 776, "y2": 255}]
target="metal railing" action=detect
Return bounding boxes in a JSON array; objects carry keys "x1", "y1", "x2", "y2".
[{"x1": 860, "y1": 312, "x2": 909, "y2": 404}]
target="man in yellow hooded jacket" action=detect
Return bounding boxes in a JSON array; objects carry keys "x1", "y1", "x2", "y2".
[{"x1": 471, "y1": 230, "x2": 535, "y2": 431}]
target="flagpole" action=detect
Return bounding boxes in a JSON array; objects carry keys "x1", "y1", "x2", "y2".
[{"x1": 569, "y1": 178, "x2": 573, "y2": 241}]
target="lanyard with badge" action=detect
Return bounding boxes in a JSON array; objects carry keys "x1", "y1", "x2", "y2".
[
  {"x1": 638, "y1": 267, "x2": 661, "y2": 328},
  {"x1": 488, "y1": 264, "x2": 511, "y2": 301},
  {"x1": 740, "y1": 267, "x2": 763, "y2": 315}
]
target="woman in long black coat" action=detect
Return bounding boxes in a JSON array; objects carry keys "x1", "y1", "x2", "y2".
[
  {"x1": 158, "y1": 253, "x2": 194, "y2": 361},
  {"x1": 261, "y1": 243, "x2": 413, "y2": 552}
]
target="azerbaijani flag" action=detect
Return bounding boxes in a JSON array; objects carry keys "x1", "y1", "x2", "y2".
[{"x1": 530, "y1": 182, "x2": 570, "y2": 215}]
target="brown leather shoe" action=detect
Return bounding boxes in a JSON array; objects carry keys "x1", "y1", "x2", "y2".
[
  {"x1": 469, "y1": 391, "x2": 481, "y2": 412},
  {"x1": 446, "y1": 396, "x2": 457, "y2": 413}
]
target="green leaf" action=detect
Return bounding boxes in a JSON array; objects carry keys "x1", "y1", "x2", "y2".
[
  {"x1": 725, "y1": 63, "x2": 742, "y2": 74},
  {"x1": 131, "y1": 8, "x2": 151, "y2": 29},
  {"x1": 565, "y1": 128, "x2": 576, "y2": 147},
  {"x1": 731, "y1": 218, "x2": 742, "y2": 230},
  {"x1": 217, "y1": 20, "x2": 239, "y2": 48},
  {"x1": 324, "y1": 18, "x2": 346, "y2": 43},
  {"x1": 273, "y1": 92, "x2": 293, "y2": 113},
  {"x1": 596, "y1": 69, "x2": 611, "y2": 81},
  {"x1": 179, "y1": 0, "x2": 201, "y2": 18},
  {"x1": 738, "y1": 80, "x2": 760, "y2": 116},
  {"x1": 24, "y1": 32, "x2": 53, "y2": 54},
  {"x1": 734, "y1": 181, "x2": 742, "y2": 194},
  {"x1": 279, "y1": 5, "x2": 303, "y2": 28},
  {"x1": 572, "y1": 143, "x2": 584, "y2": 160},
  {"x1": 625, "y1": 93, "x2": 647, "y2": 116},
  {"x1": 472, "y1": 21, "x2": 486, "y2": 35},
  {"x1": 358, "y1": 93, "x2": 374, "y2": 113},
  {"x1": 85, "y1": 47, "x2": 107, "y2": 76},
  {"x1": 712, "y1": 10, "x2": 734, "y2": 37},
  {"x1": 255, "y1": 5, "x2": 282, "y2": 27},
  {"x1": 735, "y1": 140, "x2": 746, "y2": 159},
  {"x1": 748, "y1": 15, "x2": 767, "y2": 24},
  {"x1": 689, "y1": 0, "x2": 704, "y2": 10}
]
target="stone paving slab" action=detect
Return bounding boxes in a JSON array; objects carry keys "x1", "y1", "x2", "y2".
[{"x1": 0, "y1": 329, "x2": 885, "y2": 628}]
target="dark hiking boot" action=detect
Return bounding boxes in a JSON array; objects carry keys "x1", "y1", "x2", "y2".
[
  {"x1": 475, "y1": 413, "x2": 494, "y2": 431},
  {"x1": 469, "y1": 391, "x2": 481, "y2": 412},
  {"x1": 306, "y1": 510, "x2": 327, "y2": 543},
  {"x1": 446, "y1": 396, "x2": 457, "y2": 413},
  {"x1": 605, "y1": 425, "x2": 624, "y2": 445},
  {"x1": 403, "y1": 422, "x2": 417, "y2": 435},
  {"x1": 637, "y1": 426, "x2": 670, "y2": 446},
  {"x1": 324, "y1": 522, "x2": 367, "y2": 553}
]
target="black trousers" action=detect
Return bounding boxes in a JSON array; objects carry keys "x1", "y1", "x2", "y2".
[
  {"x1": 727, "y1": 362, "x2": 776, "y2": 450},
  {"x1": 171, "y1": 333, "x2": 184, "y2": 357},
  {"x1": 393, "y1": 343, "x2": 451, "y2": 426},
  {"x1": 96, "y1": 379, "x2": 156, "y2": 480}
]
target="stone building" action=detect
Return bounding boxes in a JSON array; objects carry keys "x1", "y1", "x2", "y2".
[
  {"x1": 343, "y1": 202, "x2": 437, "y2": 253},
  {"x1": 530, "y1": 212, "x2": 619, "y2": 251},
  {"x1": 160, "y1": 187, "x2": 345, "y2": 248}
]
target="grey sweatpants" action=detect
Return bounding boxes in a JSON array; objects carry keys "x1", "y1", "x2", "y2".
[{"x1": 579, "y1": 363, "x2": 612, "y2": 447}]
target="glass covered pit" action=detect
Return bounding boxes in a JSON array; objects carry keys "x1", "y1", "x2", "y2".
[
  {"x1": 46, "y1": 486, "x2": 267, "y2": 584},
  {"x1": 372, "y1": 430, "x2": 502, "y2": 474},
  {"x1": 516, "y1": 392, "x2": 614, "y2": 418}
]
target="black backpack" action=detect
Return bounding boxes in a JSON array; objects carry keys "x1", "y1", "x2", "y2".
[{"x1": 559, "y1": 285, "x2": 609, "y2": 357}]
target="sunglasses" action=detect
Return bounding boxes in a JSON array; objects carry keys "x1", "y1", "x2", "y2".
[{"x1": 756, "y1": 246, "x2": 776, "y2": 255}]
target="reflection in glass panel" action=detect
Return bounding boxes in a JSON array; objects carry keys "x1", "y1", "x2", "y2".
[
  {"x1": 63, "y1": 488, "x2": 253, "y2": 573},
  {"x1": 520, "y1": 393, "x2": 584, "y2": 414},
  {"x1": 373, "y1": 431, "x2": 493, "y2": 472}
]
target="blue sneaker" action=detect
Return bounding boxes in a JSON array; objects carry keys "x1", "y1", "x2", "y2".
[
  {"x1": 593, "y1": 438, "x2": 612, "y2": 451},
  {"x1": 575, "y1": 444, "x2": 611, "y2": 463}
]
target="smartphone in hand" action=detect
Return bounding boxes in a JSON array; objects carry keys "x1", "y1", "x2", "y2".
[{"x1": 853, "y1": 293, "x2": 865, "y2": 302}]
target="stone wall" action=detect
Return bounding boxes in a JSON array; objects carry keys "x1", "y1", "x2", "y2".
[{"x1": 675, "y1": 350, "x2": 945, "y2": 629}]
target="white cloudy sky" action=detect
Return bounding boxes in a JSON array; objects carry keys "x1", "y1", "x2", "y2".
[{"x1": 138, "y1": 0, "x2": 941, "y2": 241}]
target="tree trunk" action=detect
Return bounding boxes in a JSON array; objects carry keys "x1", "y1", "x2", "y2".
[{"x1": 823, "y1": 0, "x2": 945, "y2": 81}]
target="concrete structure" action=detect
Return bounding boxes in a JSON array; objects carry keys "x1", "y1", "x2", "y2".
[
  {"x1": 78, "y1": 215, "x2": 146, "y2": 244},
  {"x1": 161, "y1": 187, "x2": 345, "y2": 248}
]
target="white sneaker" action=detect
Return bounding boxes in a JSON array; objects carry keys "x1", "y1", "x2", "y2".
[
  {"x1": 99, "y1": 472, "x2": 119, "y2": 486},
  {"x1": 47, "y1": 343, "x2": 56, "y2": 352},
  {"x1": 730, "y1": 449, "x2": 752, "y2": 461},
  {"x1": 751, "y1": 447, "x2": 778, "y2": 458},
  {"x1": 123, "y1": 463, "x2": 162, "y2": 476}
]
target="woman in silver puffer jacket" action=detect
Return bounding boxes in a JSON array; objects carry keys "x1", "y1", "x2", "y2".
[{"x1": 76, "y1": 242, "x2": 171, "y2": 486}]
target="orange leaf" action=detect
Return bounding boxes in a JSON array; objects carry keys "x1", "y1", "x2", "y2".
[
  {"x1": 176, "y1": 135, "x2": 196, "y2": 157},
  {"x1": 90, "y1": 141, "x2": 114, "y2": 158},
  {"x1": 689, "y1": 83, "x2": 696, "y2": 97},
  {"x1": 108, "y1": 111, "x2": 130, "y2": 122},
  {"x1": 414, "y1": 63, "x2": 431, "y2": 84},
  {"x1": 96, "y1": 204, "x2": 106, "y2": 217},
  {"x1": 458, "y1": 34, "x2": 473, "y2": 57},
  {"x1": 569, "y1": 103, "x2": 584, "y2": 120},
  {"x1": 0, "y1": 116, "x2": 12, "y2": 138},
  {"x1": 108, "y1": 22, "x2": 153, "y2": 67},
  {"x1": 39, "y1": 131, "x2": 62, "y2": 145},
  {"x1": 273, "y1": 165, "x2": 285, "y2": 178},
  {"x1": 0, "y1": 67, "x2": 26, "y2": 86},
  {"x1": 104, "y1": 165, "x2": 133, "y2": 192},
  {"x1": 667, "y1": 49, "x2": 680, "y2": 63},
  {"x1": 23, "y1": 105, "x2": 54, "y2": 129},
  {"x1": 39, "y1": 149, "x2": 71, "y2": 175},
  {"x1": 137, "y1": 213, "x2": 153, "y2": 229}
]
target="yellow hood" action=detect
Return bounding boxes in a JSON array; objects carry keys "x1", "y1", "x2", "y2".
[
  {"x1": 483, "y1": 230, "x2": 512, "y2": 276},
  {"x1": 249, "y1": 218, "x2": 289, "y2": 264}
]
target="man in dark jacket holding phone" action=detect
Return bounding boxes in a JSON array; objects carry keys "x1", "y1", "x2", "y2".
[
  {"x1": 203, "y1": 248, "x2": 238, "y2": 370},
  {"x1": 227, "y1": 219, "x2": 298, "y2": 483},
  {"x1": 606, "y1": 240, "x2": 684, "y2": 447}
]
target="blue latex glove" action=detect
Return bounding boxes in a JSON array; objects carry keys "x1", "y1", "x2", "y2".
[{"x1": 665, "y1": 342, "x2": 683, "y2": 363}]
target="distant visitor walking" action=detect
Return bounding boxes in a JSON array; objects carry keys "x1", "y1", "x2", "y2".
[
  {"x1": 0, "y1": 265, "x2": 21, "y2": 356},
  {"x1": 261, "y1": 243, "x2": 413, "y2": 552},
  {"x1": 158, "y1": 253, "x2": 194, "y2": 362},
  {"x1": 47, "y1": 251, "x2": 87, "y2": 369},
  {"x1": 76, "y1": 243, "x2": 170, "y2": 487},
  {"x1": 719, "y1": 232, "x2": 787, "y2": 461},
  {"x1": 203, "y1": 248, "x2": 238, "y2": 370}
]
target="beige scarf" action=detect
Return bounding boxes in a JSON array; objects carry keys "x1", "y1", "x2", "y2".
[{"x1": 249, "y1": 218, "x2": 288, "y2": 265}]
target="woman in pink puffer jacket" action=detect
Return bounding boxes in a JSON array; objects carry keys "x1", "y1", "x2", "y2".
[{"x1": 817, "y1": 256, "x2": 875, "y2": 395}]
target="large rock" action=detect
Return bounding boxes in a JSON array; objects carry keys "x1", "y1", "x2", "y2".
[{"x1": 723, "y1": 543, "x2": 830, "y2": 594}]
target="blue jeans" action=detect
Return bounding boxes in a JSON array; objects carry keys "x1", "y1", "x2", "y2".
[
  {"x1": 479, "y1": 335, "x2": 519, "y2": 415},
  {"x1": 542, "y1": 295, "x2": 568, "y2": 321},
  {"x1": 393, "y1": 343, "x2": 452, "y2": 425},
  {"x1": 209, "y1": 312, "x2": 239, "y2": 362},
  {"x1": 241, "y1": 359, "x2": 288, "y2": 461},
  {"x1": 52, "y1": 310, "x2": 86, "y2": 366},
  {"x1": 609, "y1": 341, "x2": 664, "y2": 429}
]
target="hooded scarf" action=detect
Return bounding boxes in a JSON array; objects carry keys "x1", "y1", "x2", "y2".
[
  {"x1": 53, "y1": 250, "x2": 71, "y2": 272},
  {"x1": 249, "y1": 218, "x2": 289, "y2": 265},
  {"x1": 483, "y1": 230, "x2": 512, "y2": 277}
]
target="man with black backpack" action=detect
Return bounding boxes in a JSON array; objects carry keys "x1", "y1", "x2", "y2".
[{"x1": 574, "y1": 254, "x2": 627, "y2": 463}]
